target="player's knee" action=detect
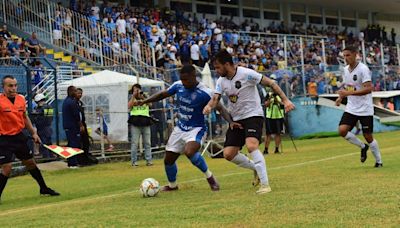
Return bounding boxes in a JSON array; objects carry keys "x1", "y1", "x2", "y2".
[
  {"x1": 246, "y1": 144, "x2": 259, "y2": 152},
  {"x1": 1, "y1": 164, "x2": 12, "y2": 176},
  {"x1": 223, "y1": 151, "x2": 235, "y2": 161},
  {"x1": 338, "y1": 127, "x2": 348, "y2": 137}
]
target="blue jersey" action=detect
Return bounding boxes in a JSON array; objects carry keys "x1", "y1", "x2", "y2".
[{"x1": 167, "y1": 81, "x2": 212, "y2": 131}]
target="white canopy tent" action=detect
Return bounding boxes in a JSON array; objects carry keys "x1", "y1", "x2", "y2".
[{"x1": 59, "y1": 70, "x2": 164, "y2": 141}]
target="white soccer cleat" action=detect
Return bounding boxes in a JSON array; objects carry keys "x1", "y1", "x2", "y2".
[
  {"x1": 256, "y1": 184, "x2": 272, "y2": 194},
  {"x1": 252, "y1": 170, "x2": 260, "y2": 187}
]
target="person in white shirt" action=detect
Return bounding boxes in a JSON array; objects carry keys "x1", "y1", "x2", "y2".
[
  {"x1": 336, "y1": 46, "x2": 383, "y2": 168},
  {"x1": 116, "y1": 15, "x2": 126, "y2": 34},
  {"x1": 190, "y1": 41, "x2": 200, "y2": 66},
  {"x1": 91, "y1": 3, "x2": 100, "y2": 20},
  {"x1": 203, "y1": 50, "x2": 295, "y2": 194}
]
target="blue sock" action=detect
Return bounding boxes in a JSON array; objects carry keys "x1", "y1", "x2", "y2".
[
  {"x1": 189, "y1": 152, "x2": 208, "y2": 173},
  {"x1": 165, "y1": 163, "x2": 177, "y2": 182}
]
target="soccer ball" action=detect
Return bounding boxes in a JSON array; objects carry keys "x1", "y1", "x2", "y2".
[{"x1": 139, "y1": 178, "x2": 160, "y2": 197}]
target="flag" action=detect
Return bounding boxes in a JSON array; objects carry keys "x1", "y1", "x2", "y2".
[{"x1": 43, "y1": 145, "x2": 84, "y2": 159}]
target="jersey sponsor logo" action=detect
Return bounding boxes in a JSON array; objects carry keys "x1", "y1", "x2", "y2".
[
  {"x1": 235, "y1": 81, "x2": 241, "y2": 89},
  {"x1": 247, "y1": 75, "x2": 258, "y2": 82},
  {"x1": 229, "y1": 95, "x2": 238, "y2": 103},
  {"x1": 353, "y1": 74, "x2": 357, "y2": 81},
  {"x1": 191, "y1": 92, "x2": 197, "y2": 101},
  {"x1": 344, "y1": 83, "x2": 356, "y2": 92}
]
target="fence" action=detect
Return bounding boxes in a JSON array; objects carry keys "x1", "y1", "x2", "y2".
[{"x1": 1, "y1": 0, "x2": 157, "y2": 79}]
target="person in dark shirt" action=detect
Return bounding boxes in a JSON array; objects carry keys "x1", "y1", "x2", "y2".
[
  {"x1": 26, "y1": 32, "x2": 46, "y2": 56},
  {"x1": 0, "y1": 25, "x2": 11, "y2": 40},
  {"x1": 62, "y1": 86, "x2": 82, "y2": 168}
]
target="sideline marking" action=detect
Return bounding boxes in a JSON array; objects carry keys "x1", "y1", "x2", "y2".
[{"x1": 0, "y1": 152, "x2": 357, "y2": 216}]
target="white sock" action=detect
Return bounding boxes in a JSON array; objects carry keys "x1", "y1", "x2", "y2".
[
  {"x1": 205, "y1": 169, "x2": 212, "y2": 178},
  {"x1": 344, "y1": 132, "x2": 365, "y2": 148},
  {"x1": 231, "y1": 153, "x2": 256, "y2": 171},
  {"x1": 250, "y1": 149, "x2": 269, "y2": 185},
  {"x1": 169, "y1": 181, "x2": 177, "y2": 188},
  {"x1": 369, "y1": 139, "x2": 382, "y2": 164}
]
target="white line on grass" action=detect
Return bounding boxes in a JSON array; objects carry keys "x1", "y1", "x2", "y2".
[{"x1": 0, "y1": 152, "x2": 357, "y2": 216}]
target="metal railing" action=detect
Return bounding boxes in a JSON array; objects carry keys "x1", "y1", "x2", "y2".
[{"x1": 1, "y1": 0, "x2": 157, "y2": 79}]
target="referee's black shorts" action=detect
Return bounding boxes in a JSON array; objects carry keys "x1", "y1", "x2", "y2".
[
  {"x1": 0, "y1": 132, "x2": 33, "y2": 165},
  {"x1": 224, "y1": 116, "x2": 264, "y2": 149}
]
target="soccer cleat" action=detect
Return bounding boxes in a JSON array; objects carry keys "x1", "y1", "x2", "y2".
[
  {"x1": 161, "y1": 185, "x2": 179, "y2": 191},
  {"x1": 206, "y1": 175, "x2": 220, "y2": 191},
  {"x1": 360, "y1": 144, "x2": 369, "y2": 163},
  {"x1": 132, "y1": 162, "x2": 138, "y2": 167},
  {"x1": 374, "y1": 163, "x2": 383, "y2": 168},
  {"x1": 40, "y1": 187, "x2": 60, "y2": 196},
  {"x1": 146, "y1": 161, "x2": 153, "y2": 166},
  {"x1": 256, "y1": 184, "x2": 272, "y2": 194},
  {"x1": 252, "y1": 170, "x2": 260, "y2": 187},
  {"x1": 263, "y1": 149, "x2": 268, "y2": 155}
]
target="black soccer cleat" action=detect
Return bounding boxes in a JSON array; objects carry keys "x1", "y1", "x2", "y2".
[
  {"x1": 374, "y1": 163, "x2": 383, "y2": 168},
  {"x1": 263, "y1": 149, "x2": 269, "y2": 155},
  {"x1": 40, "y1": 187, "x2": 60, "y2": 196},
  {"x1": 360, "y1": 144, "x2": 369, "y2": 163}
]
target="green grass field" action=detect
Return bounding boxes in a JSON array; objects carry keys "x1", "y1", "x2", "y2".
[{"x1": 0, "y1": 131, "x2": 399, "y2": 227}]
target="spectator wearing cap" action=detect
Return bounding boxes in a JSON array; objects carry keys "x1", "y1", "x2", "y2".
[{"x1": 31, "y1": 94, "x2": 54, "y2": 158}]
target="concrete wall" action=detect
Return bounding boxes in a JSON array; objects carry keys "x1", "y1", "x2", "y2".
[{"x1": 288, "y1": 97, "x2": 400, "y2": 138}]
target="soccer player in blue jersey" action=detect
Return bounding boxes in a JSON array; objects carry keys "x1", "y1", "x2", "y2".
[{"x1": 133, "y1": 65, "x2": 239, "y2": 191}]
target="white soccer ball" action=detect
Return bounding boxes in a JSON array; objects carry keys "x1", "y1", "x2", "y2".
[{"x1": 139, "y1": 178, "x2": 160, "y2": 197}]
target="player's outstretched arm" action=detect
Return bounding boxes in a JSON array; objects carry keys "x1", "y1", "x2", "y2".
[
  {"x1": 203, "y1": 94, "x2": 221, "y2": 115},
  {"x1": 129, "y1": 90, "x2": 171, "y2": 108},
  {"x1": 260, "y1": 76, "x2": 295, "y2": 113},
  {"x1": 142, "y1": 90, "x2": 171, "y2": 105}
]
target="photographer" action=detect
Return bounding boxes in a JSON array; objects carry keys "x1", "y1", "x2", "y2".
[
  {"x1": 263, "y1": 92, "x2": 285, "y2": 154},
  {"x1": 128, "y1": 84, "x2": 153, "y2": 167}
]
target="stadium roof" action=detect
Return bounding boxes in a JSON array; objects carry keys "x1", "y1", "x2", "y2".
[{"x1": 283, "y1": 0, "x2": 400, "y2": 15}]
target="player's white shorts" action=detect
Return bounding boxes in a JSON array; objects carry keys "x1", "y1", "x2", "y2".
[
  {"x1": 166, "y1": 126, "x2": 207, "y2": 153},
  {"x1": 53, "y1": 30, "x2": 62, "y2": 40}
]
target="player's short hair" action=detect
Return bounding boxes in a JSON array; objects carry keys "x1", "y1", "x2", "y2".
[
  {"x1": 67, "y1": 85, "x2": 76, "y2": 97},
  {"x1": 77, "y1": 88, "x2": 83, "y2": 92},
  {"x1": 180, "y1": 65, "x2": 195, "y2": 75},
  {"x1": 2, "y1": 75, "x2": 16, "y2": 86},
  {"x1": 132, "y1": 84, "x2": 141, "y2": 90},
  {"x1": 343, "y1": 46, "x2": 358, "y2": 53},
  {"x1": 214, "y1": 49, "x2": 234, "y2": 65}
]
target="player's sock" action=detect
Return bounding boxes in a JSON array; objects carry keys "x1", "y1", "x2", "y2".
[
  {"x1": 344, "y1": 132, "x2": 365, "y2": 148},
  {"x1": 189, "y1": 152, "x2": 208, "y2": 173},
  {"x1": 250, "y1": 149, "x2": 269, "y2": 186},
  {"x1": 29, "y1": 167, "x2": 48, "y2": 190},
  {"x1": 369, "y1": 139, "x2": 382, "y2": 164},
  {"x1": 0, "y1": 173, "x2": 9, "y2": 199},
  {"x1": 165, "y1": 163, "x2": 177, "y2": 187},
  {"x1": 231, "y1": 153, "x2": 256, "y2": 170}
]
